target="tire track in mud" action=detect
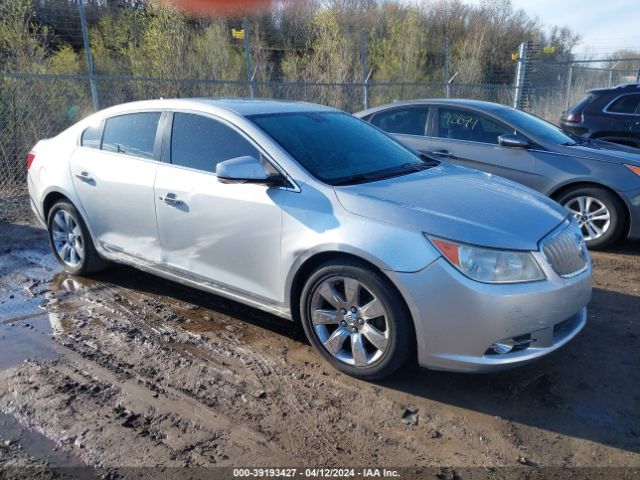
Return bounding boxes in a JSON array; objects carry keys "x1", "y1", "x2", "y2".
[
  {"x1": 48, "y1": 277, "x2": 343, "y2": 464},
  {"x1": 100, "y1": 282, "x2": 343, "y2": 464}
]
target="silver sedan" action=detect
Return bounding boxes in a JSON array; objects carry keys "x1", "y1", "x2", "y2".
[{"x1": 27, "y1": 99, "x2": 591, "y2": 379}]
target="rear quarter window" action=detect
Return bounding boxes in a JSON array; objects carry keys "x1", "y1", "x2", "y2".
[
  {"x1": 81, "y1": 122, "x2": 103, "y2": 149},
  {"x1": 569, "y1": 94, "x2": 594, "y2": 113}
]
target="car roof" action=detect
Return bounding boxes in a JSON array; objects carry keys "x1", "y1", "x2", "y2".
[
  {"x1": 100, "y1": 98, "x2": 339, "y2": 117},
  {"x1": 587, "y1": 83, "x2": 640, "y2": 95},
  {"x1": 355, "y1": 98, "x2": 510, "y2": 116}
]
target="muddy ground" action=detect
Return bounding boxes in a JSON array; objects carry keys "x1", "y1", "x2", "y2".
[{"x1": 0, "y1": 216, "x2": 639, "y2": 479}]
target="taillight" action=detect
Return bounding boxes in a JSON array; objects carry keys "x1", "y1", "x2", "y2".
[
  {"x1": 27, "y1": 152, "x2": 36, "y2": 170},
  {"x1": 565, "y1": 112, "x2": 583, "y2": 123}
]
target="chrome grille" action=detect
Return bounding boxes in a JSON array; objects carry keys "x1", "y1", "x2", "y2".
[{"x1": 542, "y1": 224, "x2": 589, "y2": 278}]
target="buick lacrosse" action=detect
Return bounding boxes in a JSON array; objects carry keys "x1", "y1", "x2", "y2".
[{"x1": 27, "y1": 99, "x2": 592, "y2": 379}]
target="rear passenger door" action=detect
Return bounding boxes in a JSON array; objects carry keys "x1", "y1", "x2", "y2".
[
  {"x1": 70, "y1": 111, "x2": 164, "y2": 263},
  {"x1": 367, "y1": 106, "x2": 431, "y2": 153},
  {"x1": 428, "y1": 106, "x2": 541, "y2": 189}
]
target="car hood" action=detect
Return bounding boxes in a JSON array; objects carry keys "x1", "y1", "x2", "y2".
[
  {"x1": 334, "y1": 163, "x2": 567, "y2": 251},
  {"x1": 554, "y1": 141, "x2": 640, "y2": 166}
]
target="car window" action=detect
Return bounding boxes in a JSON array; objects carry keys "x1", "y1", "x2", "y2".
[
  {"x1": 370, "y1": 107, "x2": 429, "y2": 136},
  {"x1": 497, "y1": 107, "x2": 578, "y2": 145},
  {"x1": 569, "y1": 94, "x2": 594, "y2": 114},
  {"x1": 102, "y1": 113, "x2": 161, "y2": 159},
  {"x1": 81, "y1": 122, "x2": 103, "y2": 149},
  {"x1": 249, "y1": 111, "x2": 425, "y2": 185},
  {"x1": 170, "y1": 113, "x2": 259, "y2": 173},
  {"x1": 437, "y1": 108, "x2": 512, "y2": 144},
  {"x1": 607, "y1": 94, "x2": 640, "y2": 114}
]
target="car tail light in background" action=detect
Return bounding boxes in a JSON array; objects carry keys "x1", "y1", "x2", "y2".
[
  {"x1": 565, "y1": 112, "x2": 583, "y2": 123},
  {"x1": 27, "y1": 152, "x2": 36, "y2": 170},
  {"x1": 625, "y1": 164, "x2": 640, "y2": 176}
]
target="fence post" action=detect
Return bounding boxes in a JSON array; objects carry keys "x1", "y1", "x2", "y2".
[
  {"x1": 242, "y1": 17, "x2": 255, "y2": 98},
  {"x1": 444, "y1": 37, "x2": 450, "y2": 98},
  {"x1": 608, "y1": 68, "x2": 614, "y2": 87},
  {"x1": 79, "y1": 0, "x2": 99, "y2": 111},
  {"x1": 513, "y1": 42, "x2": 527, "y2": 109},
  {"x1": 564, "y1": 64, "x2": 573, "y2": 113},
  {"x1": 361, "y1": 29, "x2": 368, "y2": 110}
]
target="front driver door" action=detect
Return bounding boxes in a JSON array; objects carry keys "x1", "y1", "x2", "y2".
[
  {"x1": 428, "y1": 106, "x2": 542, "y2": 190},
  {"x1": 154, "y1": 112, "x2": 287, "y2": 303}
]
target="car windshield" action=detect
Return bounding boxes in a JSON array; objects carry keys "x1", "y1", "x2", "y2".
[
  {"x1": 249, "y1": 111, "x2": 429, "y2": 185},
  {"x1": 498, "y1": 107, "x2": 579, "y2": 146}
]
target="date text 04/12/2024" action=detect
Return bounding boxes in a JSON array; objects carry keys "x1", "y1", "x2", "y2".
[{"x1": 233, "y1": 469, "x2": 401, "y2": 478}]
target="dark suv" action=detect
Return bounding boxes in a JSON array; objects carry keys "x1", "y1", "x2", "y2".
[{"x1": 560, "y1": 83, "x2": 640, "y2": 148}]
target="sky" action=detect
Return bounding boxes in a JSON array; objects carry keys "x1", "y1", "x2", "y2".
[{"x1": 465, "y1": 0, "x2": 640, "y2": 57}]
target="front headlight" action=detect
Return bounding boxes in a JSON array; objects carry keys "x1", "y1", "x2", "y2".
[{"x1": 426, "y1": 235, "x2": 545, "y2": 283}]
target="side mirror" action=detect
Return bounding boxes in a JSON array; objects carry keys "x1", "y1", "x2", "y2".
[
  {"x1": 498, "y1": 133, "x2": 530, "y2": 149},
  {"x1": 216, "y1": 156, "x2": 285, "y2": 186}
]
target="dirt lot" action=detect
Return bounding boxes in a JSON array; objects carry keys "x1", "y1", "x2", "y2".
[{"x1": 0, "y1": 216, "x2": 639, "y2": 479}]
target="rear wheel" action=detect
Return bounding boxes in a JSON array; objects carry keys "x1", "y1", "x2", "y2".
[
  {"x1": 47, "y1": 201, "x2": 109, "y2": 275},
  {"x1": 557, "y1": 187, "x2": 626, "y2": 249},
  {"x1": 299, "y1": 260, "x2": 414, "y2": 380}
]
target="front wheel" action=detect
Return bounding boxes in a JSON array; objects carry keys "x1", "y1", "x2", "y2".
[
  {"x1": 557, "y1": 187, "x2": 626, "y2": 250},
  {"x1": 299, "y1": 260, "x2": 414, "y2": 380}
]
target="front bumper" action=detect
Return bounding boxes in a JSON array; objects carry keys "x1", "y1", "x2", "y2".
[{"x1": 389, "y1": 255, "x2": 592, "y2": 373}]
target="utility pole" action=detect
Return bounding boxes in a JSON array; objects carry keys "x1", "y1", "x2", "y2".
[
  {"x1": 361, "y1": 29, "x2": 368, "y2": 110},
  {"x1": 513, "y1": 42, "x2": 528, "y2": 109},
  {"x1": 79, "y1": 0, "x2": 99, "y2": 111},
  {"x1": 564, "y1": 64, "x2": 574, "y2": 113},
  {"x1": 242, "y1": 17, "x2": 255, "y2": 98},
  {"x1": 444, "y1": 37, "x2": 450, "y2": 98}
]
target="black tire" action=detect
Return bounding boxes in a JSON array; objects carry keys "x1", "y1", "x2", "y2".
[
  {"x1": 299, "y1": 259, "x2": 414, "y2": 380},
  {"x1": 556, "y1": 187, "x2": 626, "y2": 249},
  {"x1": 47, "y1": 201, "x2": 109, "y2": 275}
]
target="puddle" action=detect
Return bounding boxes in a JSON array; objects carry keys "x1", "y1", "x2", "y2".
[
  {"x1": 0, "y1": 411, "x2": 85, "y2": 467},
  {"x1": 0, "y1": 313, "x2": 60, "y2": 369}
]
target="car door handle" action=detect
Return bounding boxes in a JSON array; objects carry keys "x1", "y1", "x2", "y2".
[
  {"x1": 74, "y1": 171, "x2": 94, "y2": 182},
  {"x1": 159, "y1": 193, "x2": 183, "y2": 206},
  {"x1": 432, "y1": 150, "x2": 455, "y2": 159}
]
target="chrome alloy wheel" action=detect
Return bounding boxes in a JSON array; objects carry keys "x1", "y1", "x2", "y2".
[
  {"x1": 564, "y1": 196, "x2": 611, "y2": 242},
  {"x1": 51, "y1": 210, "x2": 85, "y2": 268},
  {"x1": 309, "y1": 275, "x2": 389, "y2": 367}
]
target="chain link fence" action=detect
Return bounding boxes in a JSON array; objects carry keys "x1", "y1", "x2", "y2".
[
  {"x1": 0, "y1": 72, "x2": 517, "y2": 207},
  {"x1": 1, "y1": 56, "x2": 639, "y2": 223}
]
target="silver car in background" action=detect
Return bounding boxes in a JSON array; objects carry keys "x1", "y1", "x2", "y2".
[
  {"x1": 27, "y1": 99, "x2": 592, "y2": 379},
  {"x1": 356, "y1": 99, "x2": 640, "y2": 249}
]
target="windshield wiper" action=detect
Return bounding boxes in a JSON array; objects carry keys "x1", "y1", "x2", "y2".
[
  {"x1": 332, "y1": 174, "x2": 370, "y2": 186},
  {"x1": 333, "y1": 162, "x2": 435, "y2": 186}
]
